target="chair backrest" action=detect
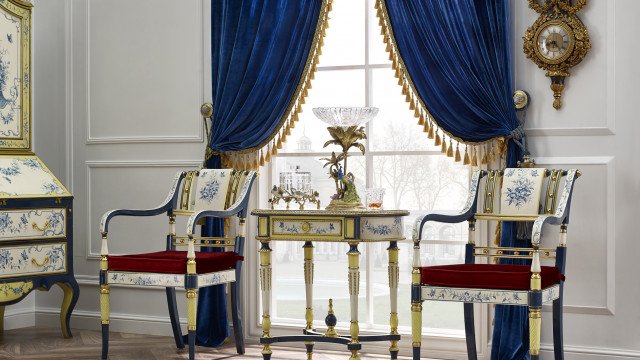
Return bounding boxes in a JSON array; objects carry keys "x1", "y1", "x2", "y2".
[
  {"x1": 477, "y1": 168, "x2": 570, "y2": 217},
  {"x1": 173, "y1": 169, "x2": 254, "y2": 215}
]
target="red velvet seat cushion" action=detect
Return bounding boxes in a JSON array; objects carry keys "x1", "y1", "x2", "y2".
[
  {"x1": 108, "y1": 251, "x2": 243, "y2": 274},
  {"x1": 420, "y1": 264, "x2": 564, "y2": 290}
]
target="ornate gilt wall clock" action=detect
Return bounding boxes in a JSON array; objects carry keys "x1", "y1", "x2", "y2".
[{"x1": 523, "y1": 0, "x2": 591, "y2": 109}]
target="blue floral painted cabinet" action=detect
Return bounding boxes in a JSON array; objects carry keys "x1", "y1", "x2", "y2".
[{"x1": 0, "y1": 0, "x2": 79, "y2": 338}]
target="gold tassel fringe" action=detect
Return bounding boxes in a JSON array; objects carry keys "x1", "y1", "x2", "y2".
[
  {"x1": 216, "y1": 0, "x2": 333, "y2": 170},
  {"x1": 375, "y1": 0, "x2": 504, "y2": 167}
]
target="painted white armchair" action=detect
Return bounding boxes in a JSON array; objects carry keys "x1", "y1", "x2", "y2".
[
  {"x1": 411, "y1": 168, "x2": 580, "y2": 360},
  {"x1": 98, "y1": 169, "x2": 256, "y2": 360}
]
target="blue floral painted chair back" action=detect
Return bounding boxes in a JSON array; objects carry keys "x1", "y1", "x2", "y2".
[
  {"x1": 173, "y1": 169, "x2": 254, "y2": 215},
  {"x1": 475, "y1": 168, "x2": 573, "y2": 221}
]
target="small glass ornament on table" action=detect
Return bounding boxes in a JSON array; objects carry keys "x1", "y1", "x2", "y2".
[{"x1": 365, "y1": 188, "x2": 385, "y2": 210}]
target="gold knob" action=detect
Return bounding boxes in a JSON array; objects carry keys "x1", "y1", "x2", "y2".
[
  {"x1": 200, "y1": 103, "x2": 213, "y2": 118},
  {"x1": 301, "y1": 221, "x2": 312, "y2": 233}
]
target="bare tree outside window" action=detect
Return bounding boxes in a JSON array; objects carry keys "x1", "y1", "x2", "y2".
[{"x1": 263, "y1": 0, "x2": 470, "y2": 336}]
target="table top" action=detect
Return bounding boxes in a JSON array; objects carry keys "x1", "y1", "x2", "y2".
[{"x1": 251, "y1": 209, "x2": 410, "y2": 217}]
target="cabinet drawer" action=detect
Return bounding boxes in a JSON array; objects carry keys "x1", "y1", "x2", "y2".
[
  {"x1": 271, "y1": 217, "x2": 343, "y2": 239},
  {"x1": 0, "y1": 243, "x2": 66, "y2": 278},
  {"x1": 0, "y1": 208, "x2": 66, "y2": 241}
]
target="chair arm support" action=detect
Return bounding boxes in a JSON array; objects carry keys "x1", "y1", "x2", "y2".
[
  {"x1": 531, "y1": 169, "x2": 581, "y2": 245},
  {"x1": 412, "y1": 169, "x2": 485, "y2": 242},
  {"x1": 99, "y1": 171, "x2": 186, "y2": 234},
  {"x1": 100, "y1": 207, "x2": 171, "y2": 235},
  {"x1": 531, "y1": 214, "x2": 563, "y2": 245},
  {"x1": 186, "y1": 208, "x2": 243, "y2": 236},
  {"x1": 412, "y1": 211, "x2": 474, "y2": 241}
]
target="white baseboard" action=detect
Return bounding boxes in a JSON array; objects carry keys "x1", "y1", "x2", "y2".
[
  {"x1": 33, "y1": 307, "x2": 640, "y2": 360},
  {"x1": 539, "y1": 345, "x2": 640, "y2": 360},
  {"x1": 35, "y1": 307, "x2": 185, "y2": 337},
  {"x1": 3, "y1": 307, "x2": 36, "y2": 330}
]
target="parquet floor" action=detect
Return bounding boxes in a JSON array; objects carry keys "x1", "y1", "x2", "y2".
[{"x1": 0, "y1": 327, "x2": 416, "y2": 359}]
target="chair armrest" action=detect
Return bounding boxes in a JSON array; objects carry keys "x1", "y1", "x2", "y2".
[
  {"x1": 412, "y1": 169, "x2": 485, "y2": 241},
  {"x1": 99, "y1": 171, "x2": 186, "y2": 234},
  {"x1": 186, "y1": 208, "x2": 243, "y2": 236},
  {"x1": 185, "y1": 171, "x2": 257, "y2": 236},
  {"x1": 531, "y1": 169, "x2": 580, "y2": 245}
]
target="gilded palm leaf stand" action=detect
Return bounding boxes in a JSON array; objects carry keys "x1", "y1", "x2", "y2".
[
  {"x1": 252, "y1": 209, "x2": 409, "y2": 360},
  {"x1": 0, "y1": 0, "x2": 79, "y2": 338}
]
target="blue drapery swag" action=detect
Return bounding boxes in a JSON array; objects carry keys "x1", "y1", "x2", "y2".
[
  {"x1": 194, "y1": 0, "x2": 330, "y2": 347},
  {"x1": 377, "y1": 0, "x2": 529, "y2": 359}
]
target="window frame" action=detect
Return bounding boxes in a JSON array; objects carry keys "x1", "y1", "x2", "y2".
[{"x1": 243, "y1": 0, "x2": 492, "y2": 356}]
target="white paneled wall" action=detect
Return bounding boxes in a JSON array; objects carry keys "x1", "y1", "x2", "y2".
[{"x1": 25, "y1": 0, "x2": 640, "y2": 359}]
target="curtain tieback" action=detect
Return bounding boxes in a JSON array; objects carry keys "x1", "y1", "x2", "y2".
[{"x1": 507, "y1": 125, "x2": 528, "y2": 154}]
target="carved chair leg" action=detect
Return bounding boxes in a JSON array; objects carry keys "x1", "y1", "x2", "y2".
[
  {"x1": 100, "y1": 284, "x2": 110, "y2": 360},
  {"x1": 231, "y1": 266, "x2": 245, "y2": 354},
  {"x1": 411, "y1": 301, "x2": 422, "y2": 360},
  {"x1": 165, "y1": 287, "x2": 184, "y2": 349},
  {"x1": 529, "y1": 306, "x2": 542, "y2": 360},
  {"x1": 553, "y1": 285, "x2": 565, "y2": 360},
  {"x1": 463, "y1": 303, "x2": 478, "y2": 360},
  {"x1": 186, "y1": 289, "x2": 198, "y2": 360}
]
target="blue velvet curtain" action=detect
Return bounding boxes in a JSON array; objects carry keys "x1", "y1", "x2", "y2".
[
  {"x1": 383, "y1": 0, "x2": 528, "y2": 358},
  {"x1": 194, "y1": 0, "x2": 323, "y2": 347}
]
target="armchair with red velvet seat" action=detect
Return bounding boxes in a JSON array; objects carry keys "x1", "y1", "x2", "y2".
[
  {"x1": 98, "y1": 169, "x2": 256, "y2": 360},
  {"x1": 410, "y1": 168, "x2": 580, "y2": 360}
]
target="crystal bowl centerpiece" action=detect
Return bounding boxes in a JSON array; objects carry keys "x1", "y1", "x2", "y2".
[
  {"x1": 312, "y1": 107, "x2": 379, "y2": 127},
  {"x1": 312, "y1": 107, "x2": 379, "y2": 210}
]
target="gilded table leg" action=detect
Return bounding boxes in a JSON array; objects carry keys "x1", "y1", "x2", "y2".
[
  {"x1": 260, "y1": 241, "x2": 273, "y2": 360},
  {"x1": 388, "y1": 241, "x2": 400, "y2": 359},
  {"x1": 347, "y1": 242, "x2": 360, "y2": 360},
  {"x1": 303, "y1": 241, "x2": 314, "y2": 359}
]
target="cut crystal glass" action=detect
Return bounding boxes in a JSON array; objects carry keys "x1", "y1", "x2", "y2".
[{"x1": 312, "y1": 107, "x2": 379, "y2": 127}]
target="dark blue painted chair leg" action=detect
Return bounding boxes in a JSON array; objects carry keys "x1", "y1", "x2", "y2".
[
  {"x1": 413, "y1": 346, "x2": 420, "y2": 360},
  {"x1": 188, "y1": 330, "x2": 196, "y2": 360},
  {"x1": 101, "y1": 324, "x2": 109, "y2": 360},
  {"x1": 553, "y1": 286, "x2": 565, "y2": 360},
  {"x1": 262, "y1": 353, "x2": 272, "y2": 360},
  {"x1": 230, "y1": 281, "x2": 245, "y2": 354},
  {"x1": 390, "y1": 349, "x2": 399, "y2": 359},
  {"x1": 464, "y1": 303, "x2": 478, "y2": 360},
  {"x1": 165, "y1": 287, "x2": 184, "y2": 349},
  {"x1": 305, "y1": 343, "x2": 314, "y2": 359}
]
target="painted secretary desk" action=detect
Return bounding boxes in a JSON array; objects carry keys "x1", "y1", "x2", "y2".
[{"x1": 0, "y1": 0, "x2": 78, "y2": 337}]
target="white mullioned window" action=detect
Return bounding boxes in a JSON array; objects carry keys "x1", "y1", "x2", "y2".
[{"x1": 257, "y1": 0, "x2": 474, "y2": 349}]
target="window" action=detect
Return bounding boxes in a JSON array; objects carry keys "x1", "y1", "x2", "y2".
[{"x1": 262, "y1": 0, "x2": 470, "y2": 337}]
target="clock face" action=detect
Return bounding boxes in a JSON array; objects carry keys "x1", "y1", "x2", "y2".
[{"x1": 536, "y1": 22, "x2": 573, "y2": 62}]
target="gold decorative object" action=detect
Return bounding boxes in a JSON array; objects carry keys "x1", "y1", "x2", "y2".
[
  {"x1": 312, "y1": 107, "x2": 378, "y2": 210},
  {"x1": 513, "y1": 90, "x2": 530, "y2": 110},
  {"x1": 324, "y1": 298, "x2": 339, "y2": 337},
  {"x1": 269, "y1": 186, "x2": 321, "y2": 210},
  {"x1": 523, "y1": 0, "x2": 591, "y2": 110}
]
